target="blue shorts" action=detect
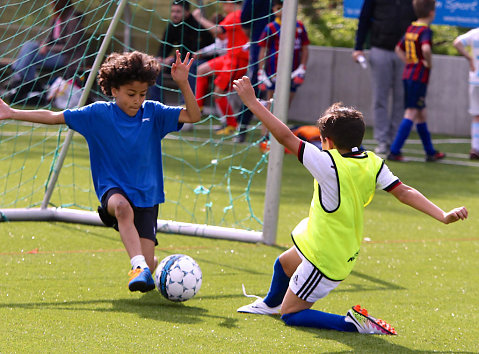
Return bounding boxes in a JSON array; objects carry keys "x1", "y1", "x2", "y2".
[
  {"x1": 403, "y1": 79, "x2": 427, "y2": 109},
  {"x1": 98, "y1": 188, "x2": 159, "y2": 245}
]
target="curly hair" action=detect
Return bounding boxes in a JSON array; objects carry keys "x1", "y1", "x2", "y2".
[
  {"x1": 316, "y1": 102, "x2": 365, "y2": 151},
  {"x1": 97, "y1": 51, "x2": 161, "y2": 97}
]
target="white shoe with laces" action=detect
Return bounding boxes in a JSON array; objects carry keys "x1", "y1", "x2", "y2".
[{"x1": 236, "y1": 284, "x2": 281, "y2": 315}]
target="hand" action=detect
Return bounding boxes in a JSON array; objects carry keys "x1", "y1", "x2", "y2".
[
  {"x1": 0, "y1": 97, "x2": 13, "y2": 121},
  {"x1": 257, "y1": 69, "x2": 272, "y2": 91},
  {"x1": 468, "y1": 57, "x2": 476, "y2": 72},
  {"x1": 192, "y1": 9, "x2": 202, "y2": 21},
  {"x1": 352, "y1": 50, "x2": 364, "y2": 62},
  {"x1": 233, "y1": 76, "x2": 257, "y2": 107},
  {"x1": 170, "y1": 50, "x2": 194, "y2": 85},
  {"x1": 443, "y1": 206, "x2": 468, "y2": 224},
  {"x1": 291, "y1": 64, "x2": 306, "y2": 85}
]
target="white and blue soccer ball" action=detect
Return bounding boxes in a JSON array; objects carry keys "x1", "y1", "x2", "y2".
[{"x1": 154, "y1": 254, "x2": 202, "y2": 302}]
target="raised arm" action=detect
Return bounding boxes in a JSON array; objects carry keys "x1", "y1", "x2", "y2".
[
  {"x1": 170, "y1": 50, "x2": 201, "y2": 124},
  {"x1": 389, "y1": 183, "x2": 468, "y2": 224},
  {"x1": 192, "y1": 9, "x2": 224, "y2": 38},
  {"x1": 233, "y1": 76, "x2": 301, "y2": 154},
  {"x1": 0, "y1": 98, "x2": 65, "y2": 125}
]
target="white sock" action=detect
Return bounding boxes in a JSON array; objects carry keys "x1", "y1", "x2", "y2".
[
  {"x1": 130, "y1": 255, "x2": 148, "y2": 270},
  {"x1": 472, "y1": 122, "x2": 479, "y2": 151}
]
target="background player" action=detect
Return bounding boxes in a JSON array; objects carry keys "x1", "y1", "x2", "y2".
[
  {"x1": 388, "y1": 0, "x2": 444, "y2": 162},
  {"x1": 454, "y1": 28, "x2": 479, "y2": 159}
]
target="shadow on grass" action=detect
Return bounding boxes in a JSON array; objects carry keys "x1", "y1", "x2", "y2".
[
  {"x1": 0, "y1": 291, "x2": 239, "y2": 328},
  {"x1": 268, "y1": 317, "x2": 473, "y2": 353}
]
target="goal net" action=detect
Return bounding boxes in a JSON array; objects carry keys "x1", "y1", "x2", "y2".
[{"x1": 0, "y1": 0, "x2": 298, "y2": 244}]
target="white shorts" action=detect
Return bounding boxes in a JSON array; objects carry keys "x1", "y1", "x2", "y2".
[
  {"x1": 289, "y1": 247, "x2": 341, "y2": 303},
  {"x1": 469, "y1": 85, "x2": 479, "y2": 116}
]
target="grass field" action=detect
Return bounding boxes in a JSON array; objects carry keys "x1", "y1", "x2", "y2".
[{"x1": 1, "y1": 129, "x2": 478, "y2": 352}]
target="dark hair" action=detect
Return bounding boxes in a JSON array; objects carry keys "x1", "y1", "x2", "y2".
[
  {"x1": 272, "y1": 0, "x2": 283, "y2": 7},
  {"x1": 316, "y1": 102, "x2": 365, "y2": 151},
  {"x1": 172, "y1": 0, "x2": 190, "y2": 12},
  {"x1": 413, "y1": 0, "x2": 435, "y2": 18},
  {"x1": 97, "y1": 51, "x2": 161, "y2": 97}
]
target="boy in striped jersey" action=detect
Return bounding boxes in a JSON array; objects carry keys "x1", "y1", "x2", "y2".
[
  {"x1": 233, "y1": 76, "x2": 467, "y2": 335},
  {"x1": 388, "y1": 0, "x2": 445, "y2": 162}
]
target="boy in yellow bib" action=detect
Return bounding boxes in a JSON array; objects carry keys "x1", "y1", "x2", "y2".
[{"x1": 233, "y1": 77, "x2": 468, "y2": 335}]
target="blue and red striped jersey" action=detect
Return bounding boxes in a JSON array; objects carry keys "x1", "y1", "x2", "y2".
[
  {"x1": 259, "y1": 19, "x2": 310, "y2": 77},
  {"x1": 398, "y1": 22, "x2": 433, "y2": 83}
]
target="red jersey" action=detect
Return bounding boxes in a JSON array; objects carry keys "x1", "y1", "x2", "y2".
[{"x1": 219, "y1": 9, "x2": 249, "y2": 60}]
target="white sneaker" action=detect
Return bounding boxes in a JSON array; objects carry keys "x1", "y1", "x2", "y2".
[
  {"x1": 236, "y1": 284, "x2": 281, "y2": 315},
  {"x1": 345, "y1": 305, "x2": 397, "y2": 335},
  {"x1": 237, "y1": 297, "x2": 281, "y2": 315},
  {"x1": 374, "y1": 142, "x2": 389, "y2": 155}
]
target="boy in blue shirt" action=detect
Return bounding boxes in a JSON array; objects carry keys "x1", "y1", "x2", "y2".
[
  {"x1": 0, "y1": 50, "x2": 201, "y2": 293},
  {"x1": 233, "y1": 76, "x2": 467, "y2": 335},
  {"x1": 388, "y1": 0, "x2": 445, "y2": 162}
]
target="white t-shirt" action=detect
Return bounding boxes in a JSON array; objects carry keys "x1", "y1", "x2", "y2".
[
  {"x1": 299, "y1": 142, "x2": 400, "y2": 211},
  {"x1": 457, "y1": 28, "x2": 479, "y2": 86}
]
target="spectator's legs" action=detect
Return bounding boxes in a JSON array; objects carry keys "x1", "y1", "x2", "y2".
[
  {"x1": 11, "y1": 41, "x2": 41, "y2": 82},
  {"x1": 369, "y1": 47, "x2": 403, "y2": 153},
  {"x1": 196, "y1": 60, "x2": 215, "y2": 110},
  {"x1": 147, "y1": 76, "x2": 164, "y2": 102},
  {"x1": 391, "y1": 54, "x2": 405, "y2": 143}
]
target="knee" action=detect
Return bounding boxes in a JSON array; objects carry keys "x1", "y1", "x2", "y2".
[{"x1": 114, "y1": 200, "x2": 133, "y2": 221}]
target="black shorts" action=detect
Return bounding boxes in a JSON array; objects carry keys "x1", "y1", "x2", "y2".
[{"x1": 98, "y1": 188, "x2": 159, "y2": 246}]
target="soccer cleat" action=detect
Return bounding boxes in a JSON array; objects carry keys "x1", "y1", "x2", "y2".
[
  {"x1": 237, "y1": 297, "x2": 281, "y2": 315},
  {"x1": 215, "y1": 125, "x2": 236, "y2": 136},
  {"x1": 387, "y1": 152, "x2": 405, "y2": 162},
  {"x1": 128, "y1": 267, "x2": 155, "y2": 293},
  {"x1": 426, "y1": 151, "x2": 445, "y2": 162},
  {"x1": 345, "y1": 305, "x2": 397, "y2": 335}
]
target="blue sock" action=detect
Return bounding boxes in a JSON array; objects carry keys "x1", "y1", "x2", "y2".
[
  {"x1": 416, "y1": 122, "x2": 436, "y2": 156},
  {"x1": 390, "y1": 118, "x2": 413, "y2": 155},
  {"x1": 263, "y1": 257, "x2": 290, "y2": 307},
  {"x1": 282, "y1": 309, "x2": 357, "y2": 332}
]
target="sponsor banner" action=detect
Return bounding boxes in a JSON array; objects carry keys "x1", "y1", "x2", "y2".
[{"x1": 344, "y1": 0, "x2": 479, "y2": 28}]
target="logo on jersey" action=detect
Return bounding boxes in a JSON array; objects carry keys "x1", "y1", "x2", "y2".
[
  {"x1": 142, "y1": 117, "x2": 151, "y2": 122},
  {"x1": 347, "y1": 250, "x2": 359, "y2": 262}
]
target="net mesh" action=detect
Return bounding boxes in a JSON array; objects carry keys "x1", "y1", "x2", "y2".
[{"x1": 0, "y1": 0, "x2": 278, "y2": 231}]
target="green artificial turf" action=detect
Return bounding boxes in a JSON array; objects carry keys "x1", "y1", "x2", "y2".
[{"x1": 1, "y1": 129, "x2": 478, "y2": 352}]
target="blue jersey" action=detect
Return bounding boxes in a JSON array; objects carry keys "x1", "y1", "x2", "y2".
[{"x1": 64, "y1": 100, "x2": 182, "y2": 207}]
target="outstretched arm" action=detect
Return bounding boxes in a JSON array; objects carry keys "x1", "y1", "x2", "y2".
[
  {"x1": 0, "y1": 98, "x2": 65, "y2": 125},
  {"x1": 390, "y1": 183, "x2": 468, "y2": 224},
  {"x1": 171, "y1": 50, "x2": 201, "y2": 124},
  {"x1": 233, "y1": 76, "x2": 301, "y2": 154}
]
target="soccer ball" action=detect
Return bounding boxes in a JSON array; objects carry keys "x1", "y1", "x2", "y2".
[{"x1": 154, "y1": 254, "x2": 202, "y2": 302}]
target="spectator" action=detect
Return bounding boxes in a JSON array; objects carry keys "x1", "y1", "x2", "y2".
[
  {"x1": 453, "y1": 28, "x2": 479, "y2": 160},
  {"x1": 7, "y1": 0, "x2": 86, "y2": 104},
  {"x1": 352, "y1": 0, "x2": 416, "y2": 155},
  {"x1": 148, "y1": 0, "x2": 215, "y2": 102},
  {"x1": 235, "y1": 0, "x2": 275, "y2": 142},
  {"x1": 193, "y1": 0, "x2": 249, "y2": 136},
  {"x1": 387, "y1": 0, "x2": 445, "y2": 162}
]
